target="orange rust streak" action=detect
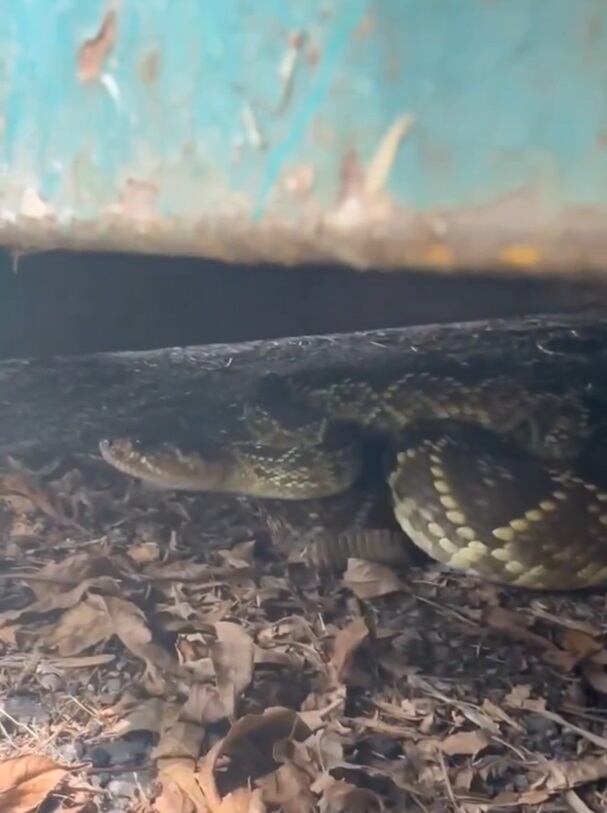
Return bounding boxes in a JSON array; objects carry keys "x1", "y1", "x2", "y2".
[
  {"x1": 77, "y1": 9, "x2": 118, "y2": 83},
  {"x1": 499, "y1": 245, "x2": 541, "y2": 268},
  {"x1": 423, "y1": 244, "x2": 454, "y2": 267}
]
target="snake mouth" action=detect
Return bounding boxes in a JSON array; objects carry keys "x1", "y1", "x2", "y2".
[{"x1": 98, "y1": 438, "x2": 230, "y2": 491}]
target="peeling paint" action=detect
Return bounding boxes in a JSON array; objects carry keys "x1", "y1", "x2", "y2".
[
  {"x1": 1, "y1": 193, "x2": 607, "y2": 278},
  {"x1": 2, "y1": 0, "x2": 607, "y2": 276},
  {"x1": 363, "y1": 113, "x2": 415, "y2": 198},
  {"x1": 20, "y1": 188, "x2": 52, "y2": 220}
]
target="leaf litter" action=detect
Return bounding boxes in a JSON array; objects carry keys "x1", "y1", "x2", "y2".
[{"x1": 1, "y1": 451, "x2": 607, "y2": 811}]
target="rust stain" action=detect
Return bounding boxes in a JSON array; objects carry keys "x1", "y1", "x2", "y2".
[
  {"x1": 354, "y1": 11, "x2": 378, "y2": 40},
  {"x1": 107, "y1": 178, "x2": 159, "y2": 221},
  {"x1": 77, "y1": 9, "x2": 118, "y2": 83},
  {"x1": 139, "y1": 49, "x2": 161, "y2": 85},
  {"x1": 424, "y1": 244, "x2": 454, "y2": 267},
  {"x1": 499, "y1": 245, "x2": 541, "y2": 268},
  {"x1": 339, "y1": 148, "x2": 365, "y2": 201},
  {"x1": 4, "y1": 202, "x2": 607, "y2": 279},
  {"x1": 305, "y1": 40, "x2": 321, "y2": 68}
]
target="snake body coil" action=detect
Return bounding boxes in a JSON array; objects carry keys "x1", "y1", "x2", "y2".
[{"x1": 99, "y1": 367, "x2": 607, "y2": 590}]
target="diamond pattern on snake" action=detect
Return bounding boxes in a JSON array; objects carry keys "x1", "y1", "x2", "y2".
[{"x1": 98, "y1": 367, "x2": 607, "y2": 590}]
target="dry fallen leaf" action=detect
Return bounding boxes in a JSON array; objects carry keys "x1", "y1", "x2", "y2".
[
  {"x1": 217, "y1": 787, "x2": 267, "y2": 812},
  {"x1": 110, "y1": 697, "x2": 171, "y2": 737},
  {"x1": 439, "y1": 729, "x2": 491, "y2": 757},
  {"x1": 0, "y1": 755, "x2": 67, "y2": 813},
  {"x1": 154, "y1": 774, "x2": 196, "y2": 813},
  {"x1": 182, "y1": 684, "x2": 227, "y2": 727},
  {"x1": 128, "y1": 540, "x2": 161, "y2": 563},
  {"x1": 46, "y1": 592, "x2": 177, "y2": 681},
  {"x1": 45, "y1": 597, "x2": 114, "y2": 655},
  {"x1": 153, "y1": 720, "x2": 206, "y2": 762},
  {"x1": 211, "y1": 622, "x2": 255, "y2": 719},
  {"x1": 545, "y1": 754, "x2": 607, "y2": 790},
  {"x1": 29, "y1": 553, "x2": 121, "y2": 596},
  {"x1": 342, "y1": 558, "x2": 403, "y2": 599},
  {"x1": 0, "y1": 472, "x2": 66, "y2": 525},
  {"x1": 313, "y1": 775, "x2": 382, "y2": 812},
  {"x1": 503, "y1": 684, "x2": 547, "y2": 712},
  {"x1": 582, "y1": 661, "x2": 607, "y2": 694},
  {"x1": 198, "y1": 707, "x2": 311, "y2": 813},
  {"x1": 560, "y1": 628, "x2": 605, "y2": 664},
  {"x1": 0, "y1": 626, "x2": 17, "y2": 646},
  {"x1": 256, "y1": 763, "x2": 316, "y2": 813},
  {"x1": 0, "y1": 577, "x2": 120, "y2": 630},
  {"x1": 480, "y1": 698, "x2": 523, "y2": 732},
  {"x1": 492, "y1": 788, "x2": 552, "y2": 806},
  {"x1": 331, "y1": 617, "x2": 370, "y2": 683},
  {"x1": 157, "y1": 758, "x2": 209, "y2": 813}
]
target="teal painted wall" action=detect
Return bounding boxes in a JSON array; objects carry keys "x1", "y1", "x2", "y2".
[{"x1": 1, "y1": 0, "x2": 607, "y2": 271}]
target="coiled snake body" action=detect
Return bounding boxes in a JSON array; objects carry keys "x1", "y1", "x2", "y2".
[{"x1": 99, "y1": 367, "x2": 607, "y2": 590}]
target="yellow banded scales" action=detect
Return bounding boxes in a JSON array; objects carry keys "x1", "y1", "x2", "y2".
[
  {"x1": 388, "y1": 422, "x2": 607, "y2": 590},
  {"x1": 99, "y1": 362, "x2": 607, "y2": 590}
]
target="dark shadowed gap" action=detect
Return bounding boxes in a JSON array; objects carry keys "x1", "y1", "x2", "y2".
[{"x1": 0, "y1": 249, "x2": 604, "y2": 360}]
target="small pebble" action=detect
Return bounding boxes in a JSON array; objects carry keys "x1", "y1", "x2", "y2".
[
  {"x1": 107, "y1": 778, "x2": 138, "y2": 799},
  {"x1": 524, "y1": 715, "x2": 558, "y2": 738},
  {"x1": 89, "y1": 746, "x2": 111, "y2": 768}
]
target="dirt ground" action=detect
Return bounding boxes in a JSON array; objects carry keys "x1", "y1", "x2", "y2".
[
  {"x1": 1, "y1": 425, "x2": 607, "y2": 811},
  {"x1": 2, "y1": 316, "x2": 607, "y2": 812}
]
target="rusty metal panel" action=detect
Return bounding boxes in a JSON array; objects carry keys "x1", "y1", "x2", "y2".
[{"x1": 1, "y1": 0, "x2": 607, "y2": 274}]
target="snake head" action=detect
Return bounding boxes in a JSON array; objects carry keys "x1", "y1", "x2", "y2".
[{"x1": 98, "y1": 438, "x2": 230, "y2": 492}]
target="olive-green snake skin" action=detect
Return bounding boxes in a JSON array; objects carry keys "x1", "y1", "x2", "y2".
[{"x1": 98, "y1": 367, "x2": 607, "y2": 591}]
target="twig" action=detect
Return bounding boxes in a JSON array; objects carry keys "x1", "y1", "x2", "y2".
[
  {"x1": 566, "y1": 789, "x2": 598, "y2": 813},
  {"x1": 529, "y1": 708, "x2": 607, "y2": 750},
  {"x1": 437, "y1": 749, "x2": 461, "y2": 812}
]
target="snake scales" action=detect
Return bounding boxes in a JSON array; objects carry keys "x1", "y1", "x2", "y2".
[{"x1": 98, "y1": 363, "x2": 607, "y2": 591}]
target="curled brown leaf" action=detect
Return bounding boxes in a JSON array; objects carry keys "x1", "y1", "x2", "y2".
[{"x1": 0, "y1": 755, "x2": 67, "y2": 813}]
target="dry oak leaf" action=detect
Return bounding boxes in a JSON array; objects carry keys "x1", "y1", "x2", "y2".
[
  {"x1": 256, "y1": 763, "x2": 316, "y2": 813},
  {"x1": 342, "y1": 558, "x2": 403, "y2": 599},
  {"x1": 157, "y1": 758, "x2": 209, "y2": 813},
  {"x1": 545, "y1": 754, "x2": 607, "y2": 790},
  {"x1": 313, "y1": 775, "x2": 382, "y2": 812},
  {"x1": 582, "y1": 661, "x2": 607, "y2": 694},
  {"x1": 503, "y1": 684, "x2": 547, "y2": 712},
  {"x1": 331, "y1": 617, "x2": 370, "y2": 682},
  {"x1": 439, "y1": 729, "x2": 491, "y2": 757},
  {"x1": 560, "y1": 628, "x2": 605, "y2": 663},
  {"x1": 154, "y1": 774, "x2": 196, "y2": 813},
  {"x1": 0, "y1": 472, "x2": 66, "y2": 524},
  {"x1": 484, "y1": 607, "x2": 576, "y2": 670},
  {"x1": 153, "y1": 720, "x2": 206, "y2": 762},
  {"x1": 492, "y1": 788, "x2": 552, "y2": 807},
  {"x1": 0, "y1": 755, "x2": 67, "y2": 813},
  {"x1": 46, "y1": 593, "x2": 176, "y2": 676},
  {"x1": 198, "y1": 707, "x2": 311, "y2": 813},
  {"x1": 45, "y1": 597, "x2": 114, "y2": 655},
  {"x1": 217, "y1": 788, "x2": 267, "y2": 812},
  {"x1": 29, "y1": 552, "x2": 122, "y2": 594},
  {"x1": 211, "y1": 621, "x2": 254, "y2": 720}
]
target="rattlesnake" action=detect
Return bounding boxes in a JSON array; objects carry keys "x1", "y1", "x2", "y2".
[{"x1": 99, "y1": 365, "x2": 607, "y2": 590}]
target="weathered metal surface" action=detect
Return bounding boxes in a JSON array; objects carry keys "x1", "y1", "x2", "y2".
[{"x1": 2, "y1": 1, "x2": 607, "y2": 274}]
